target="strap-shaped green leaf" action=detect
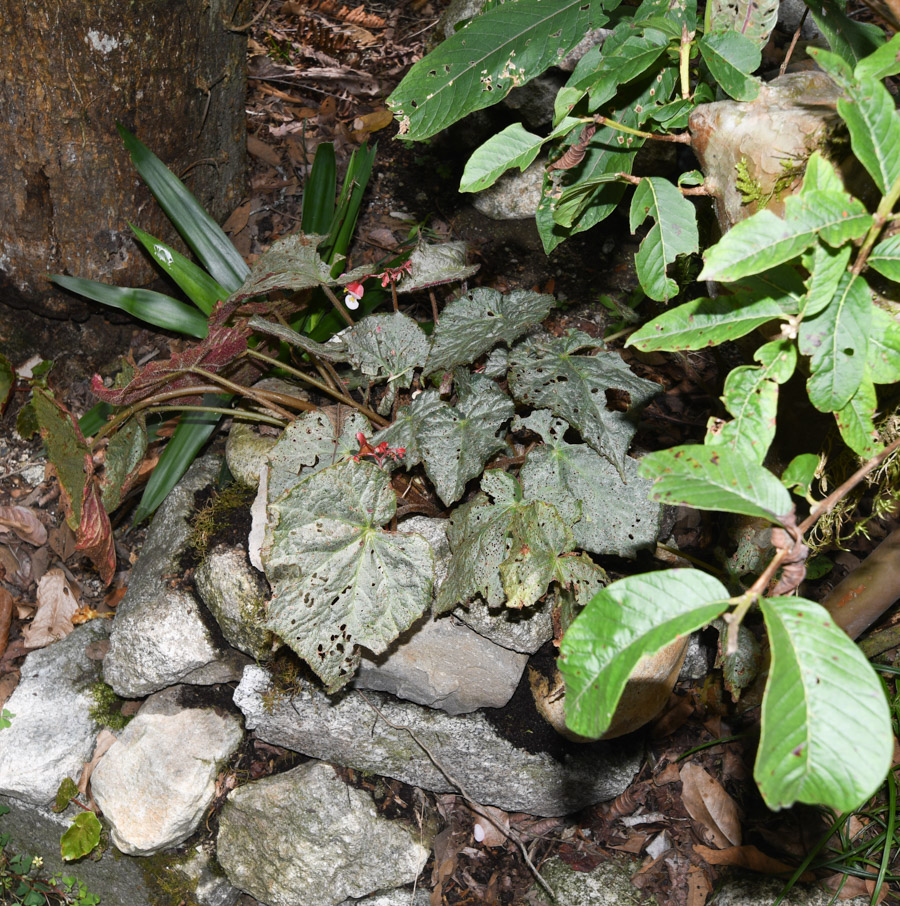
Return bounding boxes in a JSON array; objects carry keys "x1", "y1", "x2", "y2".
[
  {"x1": 698, "y1": 31, "x2": 761, "y2": 101},
  {"x1": 630, "y1": 177, "x2": 699, "y2": 301},
  {"x1": 639, "y1": 444, "x2": 792, "y2": 521},
  {"x1": 387, "y1": 0, "x2": 609, "y2": 141},
  {"x1": 559, "y1": 570, "x2": 730, "y2": 739},
  {"x1": 117, "y1": 124, "x2": 248, "y2": 292},
  {"x1": 49, "y1": 275, "x2": 209, "y2": 339},
  {"x1": 756, "y1": 596, "x2": 892, "y2": 811}
]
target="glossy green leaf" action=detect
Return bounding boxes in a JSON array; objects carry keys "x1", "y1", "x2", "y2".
[
  {"x1": 117, "y1": 124, "x2": 248, "y2": 292},
  {"x1": 800, "y1": 272, "x2": 871, "y2": 412},
  {"x1": 704, "y1": 0, "x2": 779, "y2": 47},
  {"x1": 508, "y1": 330, "x2": 660, "y2": 475},
  {"x1": 855, "y1": 32, "x2": 900, "y2": 79},
  {"x1": 834, "y1": 376, "x2": 882, "y2": 458},
  {"x1": 755, "y1": 337, "x2": 798, "y2": 383},
  {"x1": 801, "y1": 243, "x2": 853, "y2": 318},
  {"x1": 805, "y1": 1, "x2": 884, "y2": 68},
  {"x1": 387, "y1": 0, "x2": 609, "y2": 140},
  {"x1": 866, "y1": 306, "x2": 900, "y2": 384},
  {"x1": 129, "y1": 225, "x2": 227, "y2": 316},
  {"x1": 573, "y1": 31, "x2": 670, "y2": 106},
  {"x1": 301, "y1": 142, "x2": 337, "y2": 235},
  {"x1": 263, "y1": 459, "x2": 434, "y2": 692},
  {"x1": 705, "y1": 365, "x2": 779, "y2": 463},
  {"x1": 627, "y1": 294, "x2": 784, "y2": 351},
  {"x1": 559, "y1": 570, "x2": 730, "y2": 739},
  {"x1": 698, "y1": 31, "x2": 761, "y2": 101},
  {"x1": 50, "y1": 275, "x2": 208, "y2": 339},
  {"x1": 867, "y1": 233, "x2": 900, "y2": 282},
  {"x1": 639, "y1": 444, "x2": 792, "y2": 521},
  {"x1": 424, "y1": 287, "x2": 556, "y2": 376},
  {"x1": 756, "y1": 596, "x2": 892, "y2": 811},
  {"x1": 60, "y1": 812, "x2": 102, "y2": 861},
  {"x1": 799, "y1": 151, "x2": 846, "y2": 196},
  {"x1": 322, "y1": 142, "x2": 376, "y2": 273},
  {"x1": 781, "y1": 453, "x2": 820, "y2": 497},
  {"x1": 629, "y1": 177, "x2": 699, "y2": 301}
]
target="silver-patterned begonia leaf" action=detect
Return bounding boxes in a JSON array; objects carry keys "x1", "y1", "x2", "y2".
[
  {"x1": 424, "y1": 288, "x2": 557, "y2": 376},
  {"x1": 262, "y1": 459, "x2": 434, "y2": 692},
  {"x1": 508, "y1": 330, "x2": 660, "y2": 474},
  {"x1": 396, "y1": 241, "x2": 480, "y2": 294},
  {"x1": 267, "y1": 409, "x2": 371, "y2": 501},
  {"x1": 435, "y1": 470, "x2": 573, "y2": 614},
  {"x1": 516, "y1": 410, "x2": 662, "y2": 557}
]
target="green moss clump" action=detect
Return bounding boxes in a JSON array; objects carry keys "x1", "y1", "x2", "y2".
[
  {"x1": 89, "y1": 682, "x2": 133, "y2": 731},
  {"x1": 187, "y1": 483, "x2": 255, "y2": 561}
]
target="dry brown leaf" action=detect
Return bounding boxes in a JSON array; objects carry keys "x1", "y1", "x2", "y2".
[
  {"x1": 0, "y1": 543, "x2": 30, "y2": 588},
  {"x1": 0, "y1": 586, "x2": 12, "y2": 658},
  {"x1": 78, "y1": 728, "x2": 119, "y2": 796},
  {"x1": 693, "y1": 844, "x2": 810, "y2": 879},
  {"x1": 680, "y1": 762, "x2": 741, "y2": 847},
  {"x1": 650, "y1": 692, "x2": 693, "y2": 738},
  {"x1": 0, "y1": 670, "x2": 19, "y2": 711},
  {"x1": 655, "y1": 762, "x2": 681, "y2": 785},
  {"x1": 472, "y1": 805, "x2": 509, "y2": 848},
  {"x1": 21, "y1": 568, "x2": 81, "y2": 648},
  {"x1": 611, "y1": 832, "x2": 649, "y2": 854},
  {"x1": 248, "y1": 134, "x2": 283, "y2": 167},
  {"x1": 0, "y1": 505, "x2": 48, "y2": 545},
  {"x1": 47, "y1": 523, "x2": 77, "y2": 561},
  {"x1": 686, "y1": 865, "x2": 712, "y2": 906},
  {"x1": 222, "y1": 201, "x2": 252, "y2": 236}
]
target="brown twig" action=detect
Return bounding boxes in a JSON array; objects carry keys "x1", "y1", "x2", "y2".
[{"x1": 779, "y1": 7, "x2": 810, "y2": 77}]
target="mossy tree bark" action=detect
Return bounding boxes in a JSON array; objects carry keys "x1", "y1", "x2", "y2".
[{"x1": 0, "y1": 0, "x2": 250, "y2": 319}]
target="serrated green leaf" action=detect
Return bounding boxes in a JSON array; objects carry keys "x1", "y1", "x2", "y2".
[
  {"x1": 517, "y1": 410, "x2": 662, "y2": 557},
  {"x1": 460, "y1": 118, "x2": 580, "y2": 193},
  {"x1": 639, "y1": 444, "x2": 792, "y2": 521},
  {"x1": 627, "y1": 294, "x2": 784, "y2": 351},
  {"x1": 806, "y1": 3, "x2": 884, "y2": 70},
  {"x1": 128, "y1": 225, "x2": 227, "y2": 316},
  {"x1": 267, "y1": 409, "x2": 371, "y2": 501},
  {"x1": 508, "y1": 330, "x2": 660, "y2": 474},
  {"x1": 866, "y1": 306, "x2": 900, "y2": 384},
  {"x1": 834, "y1": 375, "x2": 882, "y2": 458},
  {"x1": 263, "y1": 459, "x2": 434, "y2": 691},
  {"x1": 49, "y1": 275, "x2": 209, "y2": 339},
  {"x1": 705, "y1": 365, "x2": 779, "y2": 463},
  {"x1": 60, "y1": 812, "x2": 102, "y2": 861},
  {"x1": 387, "y1": 0, "x2": 608, "y2": 141},
  {"x1": 855, "y1": 31, "x2": 900, "y2": 79},
  {"x1": 867, "y1": 233, "x2": 900, "y2": 282},
  {"x1": 416, "y1": 372, "x2": 515, "y2": 506},
  {"x1": 630, "y1": 177, "x2": 699, "y2": 301},
  {"x1": 756, "y1": 596, "x2": 892, "y2": 811},
  {"x1": 101, "y1": 415, "x2": 148, "y2": 512},
  {"x1": 782, "y1": 453, "x2": 820, "y2": 497},
  {"x1": 117, "y1": 124, "x2": 248, "y2": 292},
  {"x1": 396, "y1": 240, "x2": 480, "y2": 294},
  {"x1": 801, "y1": 243, "x2": 853, "y2": 318},
  {"x1": 704, "y1": 0, "x2": 779, "y2": 47},
  {"x1": 434, "y1": 470, "x2": 572, "y2": 614},
  {"x1": 800, "y1": 272, "x2": 871, "y2": 412},
  {"x1": 559, "y1": 570, "x2": 730, "y2": 739},
  {"x1": 424, "y1": 287, "x2": 556, "y2": 376},
  {"x1": 698, "y1": 31, "x2": 761, "y2": 101}
]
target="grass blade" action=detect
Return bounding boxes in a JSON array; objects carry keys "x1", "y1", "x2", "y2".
[
  {"x1": 50, "y1": 275, "x2": 208, "y2": 338},
  {"x1": 301, "y1": 143, "x2": 337, "y2": 235},
  {"x1": 116, "y1": 124, "x2": 249, "y2": 292}
]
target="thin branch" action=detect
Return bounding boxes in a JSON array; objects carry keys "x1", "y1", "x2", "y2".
[
  {"x1": 321, "y1": 283, "x2": 356, "y2": 327},
  {"x1": 228, "y1": 0, "x2": 273, "y2": 32},
  {"x1": 779, "y1": 7, "x2": 809, "y2": 77},
  {"x1": 189, "y1": 366, "x2": 296, "y2": 420},
  {"x1": 143, "y1": 405, "x2": 286, "y2": 427},
  {"x1": 595, "y1": 116, "x2": 692, "y2": 144}
]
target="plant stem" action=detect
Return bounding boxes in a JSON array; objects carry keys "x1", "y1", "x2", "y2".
[
  {"x1": 853, "y1": 170, "x2": 900, "y2": 275},
  {"x1": 189, "y1": 366, "x2": 295, "y2": 420},
  {"x1": 143, "y1": 405, "x2": 286, "y2": 426},
  {"x1": 595, "y1": 116, "x2": 691, "y2": 144},
  {"x1": 680, "y1": 24, "x2": 695, "y2": 101},
  {"x1": 320, "y1": 283, "x2": 356, "y2": 327}
]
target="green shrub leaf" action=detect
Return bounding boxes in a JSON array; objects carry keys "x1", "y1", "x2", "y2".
[
  {"x1": 806, "y1": 1, "x2": 884, "y2": 70},
  {"x1": 866, "y1": 306, "x2": 900, "y2": 384},
  {"x1": 629, "y1": 177, "x2": 699, "y2": 301},
  {"x1": 756, "y1": 596, "x2": 892, "y2": 811},
  {"x1": 698, "y1": 31, "x2": 761, "y2": 101},
  {"x1": 802, "y1": 243, "x2": 853, "y2": 318},
  {"x1": 387, "y1": 0, "x2": 609, "y2": 140},
  {"x1": 704, "y1": 0, "x2": 779, "y2": 47},
  {"x1": 705, "y1": 365, "x2": 780, "y2": 463},
  {"x1": 508, "y1": 330, "x2": 659, "y2": 475},
  {"x1": 834, "y1": 376, "x2": 882, "y2": 458},
  {"x1": 263, "y1": 459, "x2": 434, "y2": 692},
  {"x1": 0, "y1": 353, "x2": 13, "y2": 415},
  {"x1": 639, "y1": 444, "x2": 792, "y2": 521},
  {"x1": 559, "y1": 570, "x2": 730, "y2": 739},
  {"x1": 855, "y1": 31, "x2": 900, "y2": 79},
  {"x1": 60, "y1": 812, "x2": 102, "y2": 861},
  {"x1": 867, "y1": 234, "x2": 900, "y2": 282},
  {"x1": 424, "y1": 287, "x2": 556, "y2": 376}
]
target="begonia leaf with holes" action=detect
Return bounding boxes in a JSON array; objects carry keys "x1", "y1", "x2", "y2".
[
  {"x1": 516, "y1": 410, "x2": 661, "y2": 557},
  {"x1": 101, "y1": 415, "x2": 148, "y2": 513},
  {"x1": 424, "y1": 287, "x2": 556, "y2": 376},
  {"x1": 395, "y1": 241, "x2": 480, "y2": 293},
  {"x1": 263, "y1": 459, "x2": 433, "y2": 692},
  {"x1": 508, "y1": 330, "x2": 659, "y2": 475}
]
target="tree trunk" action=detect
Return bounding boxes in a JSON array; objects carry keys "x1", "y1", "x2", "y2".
[{"x1": 0, "y1": 0, "x2": 250, "y2": 319}]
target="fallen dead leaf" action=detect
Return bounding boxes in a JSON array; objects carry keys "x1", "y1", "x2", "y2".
[
  {"x1": 680, "y1": 762, "x2": 741, "y2": 848},
  {"x1": 47, "y1": 522, "x2": 77, "y2": 562},
  {"x1": 78, "y1": 728, "x2": 119, "y2": 796},
  {"x1": 21, "y1": 568, "x2": 81, "y2": 648},
  {"x1": 655, "y1": 762, "x2": 681, "y2": 785},
  {"x1": 0, "y1": 505, "x2": 48, "y2": 545},
  {"x1": 0, "y1": 586, "x2": 12, "y2": 658},
  {"x1": 248, "y1": 134, "x2": 283, "y2": 167},
  {"x1": 650, "y1": 692, "x2": 694, "y2": 738},
  {"x1": 686, "y1": 865, "x2": 712, "y2": 906},
  {"x1": 222, "y1": 201, "x2": 252, "y2": 236},
  {"x1": 471, "y1": 804, "x2": 509, "y2": 848},
  {"x1": 693, "y1": 844, "x2": 811, "y2": 879}
]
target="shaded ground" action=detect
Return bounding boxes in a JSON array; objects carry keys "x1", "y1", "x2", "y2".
[{"x1": 2, "y1": 1, "x2": 900, "y2": 904}]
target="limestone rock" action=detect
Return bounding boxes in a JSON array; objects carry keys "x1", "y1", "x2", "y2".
[
  {"x1": 103, "y1": 457, "x2": 250, "y2": 697},
  {"x1": 91, "y1": 686, "x2": 244, "y2": 855},
  {"x1": 225, "y1": 422, "x2": 277, "y2": 488},
  {"x1": 234, "y1": 664, "x2": 641, "y2": 816},
  {"x1": 217, "y1": 761, "x2": 431, "y2": 906},
  {"x1": 0, "y1": 621, "x2": 108, "y2": 804},
  {"x1": 473, "y1": 160, "x2": 546, "y2": 221},
  {"x1": 194, "y1": 544, "x2": 273, "y2": 660}
]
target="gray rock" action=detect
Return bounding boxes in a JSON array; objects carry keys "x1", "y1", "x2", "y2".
[
  {"x1": 337, "y1": 890, "x2": 430, "y2": 906},
  {"x1": 505, "y1": 75, "x2": 566, "y2": 130},
  {"x1": 473, "y1": 159, "x2": 546, "y2": 220},
  {"x1": 435, "y1": 0, "x2": 486, "y2": 40},
  {"x1": 217, "y1": 761, "x2": 431, "y2": 906},
  {"x1": 532, "y1": 855, "x2": 642, "y2": 905},
  {"x1": 678, "y1": 633, "x2": 710, "y2": 682},
  {"x1": 558, "y1": 28, "x2": 611, "y2": 71},
  {"x1": 167, "y1": 845, "x2": 241, "y2": 906},
  {"x1": 103, "y1": 456, "x2": 251, "y2": 697},
  {"x1": 195, "y1": 544, "x2": 273, "y2": 660},
  {"x1": 356, "y1": 613, "x2": 528, "y2": 714},
  {"x1": 0, "y1": 795, "x2": 154, "y2": 906},
  {"x1": 226, "y1": 422, "x2": 277, "y2": 488},
  {"x1": 777, "y1": 0, "x2": 825, "y2": 45},
  {"x1": 710, "y1": 877, "x2": 866, "y2": 906},
  {"x1": 0, "y1": 621, "x2": 108, "y2": 804},
  {"x1": 91, "y1": 685, "x2": 244, "y2": 855},
  {"x1": 234, "y1": 664, "x2": 641, "y2": 817}
]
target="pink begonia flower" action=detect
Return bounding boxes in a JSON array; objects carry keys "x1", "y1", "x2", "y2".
[{"x1": 344, "y1": 281, "x2": 365, "y2": 310}]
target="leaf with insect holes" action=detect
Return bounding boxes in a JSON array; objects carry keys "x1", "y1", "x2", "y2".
[
  {"x1": 559, "y1": 570, "x2": 730, "y2": 739},
  {"x1": 629, "y1": 177, "x2": 699, "y2": 301},
  {"x1": 101, "y1": 415, "x2": 148, "y2": 513},
  {"x1": 698, "y1": 31, "x2": 761, "y2": 101},
  {"x1": 396, "y1": 241, "x2": 480, "y2": 293},
  {"x1": 516, "y1": 410, "x2": 661, "y2": 558},
  {"x1": 705, "y1": 0, "x2": 779, "y2": 48},
  {"x1": 262, "y1": 459, "x2": 433, "y2": 692},
  {"x1": 755, "y1": 596, "x2": 892, "y2": 811},
  {"x1": 434, "y1": 470, "x2": 573, "y2": 614},
  {"x1": 639, "y1": 444, "x2": 792, "y2": 522},
  {"x1": 266, "y1": 409, "x2": 371, "y2": 502},
  {"x1": 424, "y1": 287, "x2": 556, "y2": 376},
  {"x1": 508, "y1": 330, "x2": 660, "y2": 475}
]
